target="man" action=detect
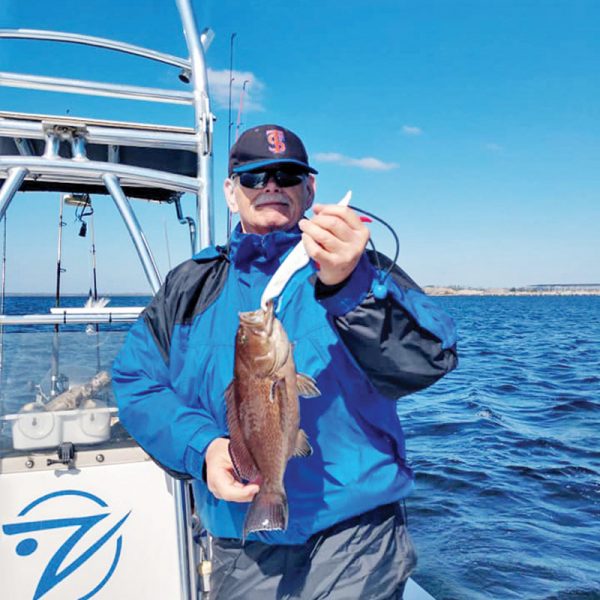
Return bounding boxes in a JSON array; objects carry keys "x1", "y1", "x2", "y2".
[{"x1": 113, "y1": 124, "x2": 458, "y2": 599}]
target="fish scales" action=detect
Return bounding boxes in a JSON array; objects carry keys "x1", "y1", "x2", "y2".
[{"x1": 225, "y1": 300, "x2": 320, "y2": 538}]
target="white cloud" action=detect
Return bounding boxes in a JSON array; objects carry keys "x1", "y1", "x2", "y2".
[
  {"x1": 207, "y1": 68, "x2": 265, "y2": 112},
  {"x1": 314, "y1": 152, "x2": 398, "y2": 171},
  {"x1": 402, "y1": 125, "x2": 423, "y2": 136}
]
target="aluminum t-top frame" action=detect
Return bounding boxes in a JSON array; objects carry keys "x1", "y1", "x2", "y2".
[{"x1": 0, "y1": 0, "x2": 215, "y2": 294}]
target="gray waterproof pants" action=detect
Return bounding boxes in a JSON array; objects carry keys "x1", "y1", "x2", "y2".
[{"x1": 208, "y1": 502, "x2": 417, "y2": 600}]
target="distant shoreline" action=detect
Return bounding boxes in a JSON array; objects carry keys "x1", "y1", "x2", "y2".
[
  {"x1": 424, "y1": 287, "x2": 600, "y2": 297},
  {"x1": 5, "y1": 289, "x2": 600, "y2": 298},
  {"x1": 3, "y1": 293, "x2": 151, "y2": 297}
]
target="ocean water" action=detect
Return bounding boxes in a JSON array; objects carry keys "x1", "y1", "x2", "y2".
[
  {"x1": 399, "y1": 296, "x2": 600, "y2": 600},
  {"x1": 0, "y1": 296, "x2": 150, "y2": 417},
  {"x1": 1, "y1": 295, "x2": 599, "y2": 599}
]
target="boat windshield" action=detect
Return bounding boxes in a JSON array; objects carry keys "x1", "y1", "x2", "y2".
[{"x1": 0, "y1": 326, "x2": 134, "y2": 458}]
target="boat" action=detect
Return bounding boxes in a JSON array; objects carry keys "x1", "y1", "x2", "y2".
[{"x1": 0, "y1": 2, "x2": 435, "y2": 598}]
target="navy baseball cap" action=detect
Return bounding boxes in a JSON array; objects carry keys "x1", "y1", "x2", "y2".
[{"x1": 228, "y1": 124, "x2": 318, "y2": 175}]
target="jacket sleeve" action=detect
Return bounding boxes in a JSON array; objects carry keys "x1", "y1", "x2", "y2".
[
  {"x1": 316, "y1": 251, "x2": 458, "y2": 399},
  {"x1": 112, "y1": 274, "x2": 227, "y2": 480}
]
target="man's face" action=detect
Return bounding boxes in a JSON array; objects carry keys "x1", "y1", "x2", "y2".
[{"x1": 224, "y1": 168, "x2": 316, "y2": 235}]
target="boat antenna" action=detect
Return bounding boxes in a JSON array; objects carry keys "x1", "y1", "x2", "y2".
[
  {"x1": 227, "y1": 33, "x2": 237, "y2": 156},
  {"x1": 226, "y1": 32, "x2": 237, "y2": 239},
  {"x1": 235, "y1": 80, "x2": 250, "y2": 142}
]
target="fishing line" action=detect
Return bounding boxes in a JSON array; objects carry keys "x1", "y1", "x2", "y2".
[{"x1": 349, "y1": 204, "x2": 400, "y2": 284}]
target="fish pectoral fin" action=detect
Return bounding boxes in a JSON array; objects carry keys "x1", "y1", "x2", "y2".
[
  {"x1": 296, "y1": 373, "x2": 321, "y2": 398},
  {"x1": 270, "y1": 378, "x2": 286, "y2": 404},
  {"x1": 292, "y1": 428, "x2": 313, "y2": 458}
]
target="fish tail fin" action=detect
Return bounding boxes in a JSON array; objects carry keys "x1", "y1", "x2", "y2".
[{"x1": 243, "y1": 488, "x2": 288, "y2": 539}]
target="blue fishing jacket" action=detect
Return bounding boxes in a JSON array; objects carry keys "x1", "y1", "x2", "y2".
[{"x1": 113, "y1": 225, "x2": 457, "y2": 544}]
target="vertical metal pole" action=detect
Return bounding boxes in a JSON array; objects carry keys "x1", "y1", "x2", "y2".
[
  {"x1": 173, "y1": 479, "x2": 197, "y2": 600},
  {"x1": 170, "y1": 6, "x2": 209, "y2": 596},
  {"x1": 0, "y1": 168, "x2": 28, "y2": 221},
  {"x1": 0, "y1": 169, "x2": 26, "y2": 401},
  {"x1": 176, "y1": 0, "x2": 214, "y2": 252},
  {"x1": 0, "y1": 214, "x2": 7, "y2": 391},
  {"x1": 103, "y1": 174, "x2": 161, "y2": 294}
]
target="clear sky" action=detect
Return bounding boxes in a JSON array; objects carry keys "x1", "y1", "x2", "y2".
[{"x1": 0, "y1": 0, "x2": 598, "y2": 293}]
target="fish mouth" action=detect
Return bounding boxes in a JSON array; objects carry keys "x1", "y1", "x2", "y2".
[{"x1": 239, "y1": 301, "x2": 275, "y2": 336}]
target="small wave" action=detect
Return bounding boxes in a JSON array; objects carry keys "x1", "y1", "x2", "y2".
[
  {"x1": 544, "y1": 589, "x2": 600, "y2": 600},
  {"x1": 505, "y1": 464, "x2": 549, "y2": 481},
  {"x1": 512, "y1": 436, "x2": 600, "y2": 460},
  {"x1": 532, "y1": 380, "x2": 561, "y2": 390},
  {"x1": 552, "y1": 398, "x2": 599, "y2": 413},
  {"x1": 495, "y1": 383, "x2": 520, "y2": 393},
  {"x1": 538, "y1": 464, "x2": 598, "y2": 478}
]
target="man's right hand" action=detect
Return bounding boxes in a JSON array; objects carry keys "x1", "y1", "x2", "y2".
[{"x1": 205, "y1": 437, "x2": 260, "y2": 502}]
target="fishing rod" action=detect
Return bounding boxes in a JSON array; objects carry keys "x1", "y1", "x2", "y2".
[
  {"x1": 226, "y1": 33, "x2": 237, "y2": 240},
  {"x1": 50, "y1": 194, "x2": 69, "y2": 396},
  {"x1": 69, "y1": 193, "x2": 103, "y2": 372},
  {"x1": 234, "y1": 79, "x2": 250, "y2": 142},
  {"x1": 55, "y1": 194, "x2": 67, "y2": 309}
]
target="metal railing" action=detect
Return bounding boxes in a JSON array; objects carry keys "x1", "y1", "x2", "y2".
[{"x1": 0, "y1": 0, "x2": 215, "y2": 252}]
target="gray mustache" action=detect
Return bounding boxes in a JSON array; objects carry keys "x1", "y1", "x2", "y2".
[{"x1": 254, "y1": 193, "x2": 291, "y2": 207}]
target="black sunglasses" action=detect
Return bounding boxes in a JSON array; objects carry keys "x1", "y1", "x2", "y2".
[{"x1": 236, "y1": 169, "x2": 307, "y2": 189}]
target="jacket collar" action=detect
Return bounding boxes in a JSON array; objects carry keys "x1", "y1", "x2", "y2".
[{"x1": 228, "y1": 223, "x2": 302, "y2": 271}]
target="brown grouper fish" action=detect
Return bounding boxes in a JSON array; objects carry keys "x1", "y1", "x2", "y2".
[{"x1": 225, "y1": 300, "x2": 320, "y2": 538}]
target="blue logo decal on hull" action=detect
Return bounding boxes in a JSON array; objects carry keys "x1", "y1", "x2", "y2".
[{"x1": 2, "y1": 490, "x2": 131, "y2": 599}]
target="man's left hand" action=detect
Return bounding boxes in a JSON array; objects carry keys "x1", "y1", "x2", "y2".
[{"x1": 299, "y1": 204, "x2": 370, "y2": 286}]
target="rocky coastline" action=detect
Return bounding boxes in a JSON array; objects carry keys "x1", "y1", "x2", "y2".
[{"x1": 424, "y1": 286, "x2": 600, "y2": 297}]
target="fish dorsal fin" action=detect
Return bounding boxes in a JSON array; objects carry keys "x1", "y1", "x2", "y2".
[
  {"x1": 296, "y1": 373, "x2": 321, "y2": 398},
  {"x1": 225, "y1": 381, "x2": 259, "y2": 483},
  {"x1": 293, "y1": 429, "x2": 313, "y2": 458}
]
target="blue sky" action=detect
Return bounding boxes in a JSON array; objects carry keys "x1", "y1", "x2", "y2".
[{"x1": 0, "y1": 0, "x2": 598, "y2": 293}]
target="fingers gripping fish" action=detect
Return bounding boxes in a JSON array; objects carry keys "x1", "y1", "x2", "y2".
[{"x1": 225, "y1": 300, "x2": 320, "y2": 538}]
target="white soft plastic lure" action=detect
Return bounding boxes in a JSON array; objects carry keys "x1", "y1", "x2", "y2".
[{"x1": 260, "y1": 190, "x2": 352, "y2": 311}]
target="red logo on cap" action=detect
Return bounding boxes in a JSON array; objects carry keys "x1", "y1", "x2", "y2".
[{"x1": 266, "y1": 129, "x2": 286, "y2": 154}]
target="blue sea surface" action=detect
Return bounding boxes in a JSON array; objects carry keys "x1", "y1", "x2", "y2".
[
  {"x1": 1, "y1": 295, "x2": 598, "y2": 599},
  {"x1": 398, "y1": 296, "x2": 600, "y2": 600},
  {"x1": 0, "y1": 295, "x2": 150, "y2": 415}
]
